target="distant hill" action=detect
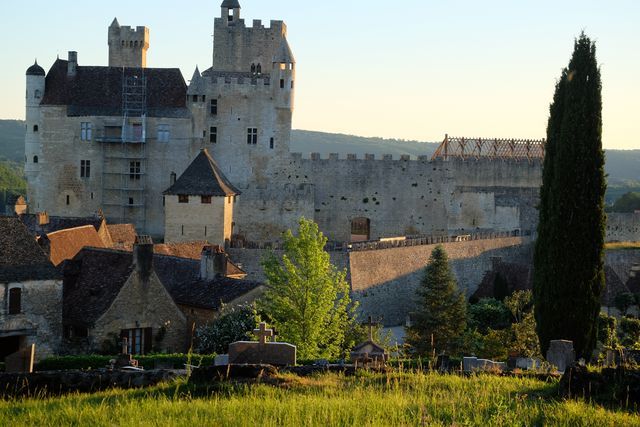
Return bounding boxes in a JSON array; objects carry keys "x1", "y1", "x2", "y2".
[
  {"x1": 0, "y1": 120, "x2": 637, "y2": 203},
  {"x1": 0, "y1": 120, "x2": 26, "y2": 163}
]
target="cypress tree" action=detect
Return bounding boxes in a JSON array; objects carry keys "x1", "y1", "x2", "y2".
[
  {"x1": 533, "y1": 33, "x2": 606, "y2": 359},
  {"x1": 405, "y1": 245, "x2": 467, "y2": 356}
]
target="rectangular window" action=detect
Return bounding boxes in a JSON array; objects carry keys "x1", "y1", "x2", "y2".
[
  {"x1": 129, "y1": 161, "x2": 141, "y2": 180},
  {"x1": 201, "y1": 195, "x2": 212, "y2": 204},
  {"x1": 80, "y1": 160, "x2": 91, "y2": 178},
  {"x1": 178, "y1": 195, "x2": 189, "y2": 203},
  {"x1": 280, "y1": 79, "x2": 285, "y2": 89},
  {"x1": 121, "y1": 328, "x2": 152, "y2": 355},
  {"x1": 210, "y1": 127, "x2": 217, "y2": 143},
  {"x1": 192, "y1": 95, "x2": 198, "y2": 102},
  {"x1": 270, "y1": 137, "x2": 274, "y2": 149},
  {"x1": 157, "y1": 124, "x2": 170, "y2": 142},
  {"x1": 128, "y1": 197, "x2": 134, "y2": 205},
  {"x1": 210, "y1": 99, "x2": 218, "y2": 115},
  {"x1": 247, "y1": 128, "x2": 258, "y2": 145},
  {"x1": 81, "y1": 122, "x2": 92, "y2": 141},
  {"x1": 8, "y1": 288, "x2": 21, "y2": 315}
]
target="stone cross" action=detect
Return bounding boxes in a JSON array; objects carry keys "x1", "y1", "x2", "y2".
[
  {"x1": 364, "y1": 316, "x2": 378, "y2": 342},
  {"x1": 253, "y1": 322, "x2": 274, "y2": 345}
]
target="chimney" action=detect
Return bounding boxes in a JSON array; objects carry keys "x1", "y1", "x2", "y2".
[
  {"x1": 67, "y1": 51, "x2": 78, "y2": 77},
  {"x1": 133, "y1": 235, "x2": 154, "y2": 281},
  {"x1": 170, "y1": 171, "x2": 177, "y2": 185},
  {"x1": 38, "y1": 234, "x2": 51, "y2": 259},
  {"x1": 200, "y1": 245, "x2": 228, "y2": 280},
  {"x1": 37, "y1": 211, "x2": 50, "y2": 226}
]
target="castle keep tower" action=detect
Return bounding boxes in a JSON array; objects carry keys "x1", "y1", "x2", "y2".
[{"x1": 108, "y1": 18, "x2": 149, "y2": 68}]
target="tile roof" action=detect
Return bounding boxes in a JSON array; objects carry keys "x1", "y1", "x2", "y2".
[
  {"x1": 106, "y1": 224, "x2": 137, "y2": 249},
  {"x1": 19, "y1": 214, "x2": 104, "y2": 237},
  {"x1": 153, "y1": 241, "x2": 209, "y2": 259},
  {"x1": 63, "y1": 248, "x2": 261, "y2": 327},
  {"x1": 0, "y1": 216, "x2": 60, "y2": 283},
  {"x1": 163, "y1": 149, "x2": 240, "y2": 196},
  {"x1": 41, "y1": 59, "x2": 189, "y2": 118},
  {"x1": 46, "y1": 225, "x2": 106, "y2": 266}
]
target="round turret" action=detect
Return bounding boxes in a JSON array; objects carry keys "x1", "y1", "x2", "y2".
[{"x1": 26, "y1": 60, "x2": 45, "y2": 76}]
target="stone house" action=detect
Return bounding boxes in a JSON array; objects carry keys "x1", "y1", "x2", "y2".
[
  {"x1": 0, "y1": 216, "x2": 62, "y2": 362},
  {"x1": 163, "y1": 148, "x2": 239, "y2": 246},
  {"x1": 62, "y1": 240, "x2": 261, "y2": 354}
]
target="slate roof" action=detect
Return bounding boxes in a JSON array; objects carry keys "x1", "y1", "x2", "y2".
[
  {"x1": 274, "y1": 38, "x2": 295, "y2": 64},
  {"x1": 471, "y1": 262, "x2": 532, "y2": 301},
  {"x1": 626, "y1": 268, "x2": 640, "y2": 294},
  {"x1": 106, "y1": 224, "x2": 137, "y2": 249},
  {"x1": 221, "y1": 0, "x2": 241, "y2": 8},
  {"x1": 602, "y1": 266, "x2": 631, "y2": 307},
  {"x1": 46, "y1": 225, "x2": 106, "y2": 266},
  {"x1": 0, "y1": 216, "x2": 60, "y2": 283},
  {"x1": 163, "y1": 149, "x2": 240, "y2": 196},
  {"x1": 41, "y1": 59, "x2": 189, "y2": 118},
  {"x1": 63, "y1": 248, "x2": 261, "y2": 327},
  {"x1": 26, "y1": 60, "x2": 45, "y2": 76},
  {"x1": 19, "y1": 214, "x2": 104, "y2": 237}
]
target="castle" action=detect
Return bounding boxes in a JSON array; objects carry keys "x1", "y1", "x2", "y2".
[{"x1": 24, "y1": 1, "x2": 544, "y2": 245}]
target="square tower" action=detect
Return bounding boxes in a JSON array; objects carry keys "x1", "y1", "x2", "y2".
[{"x1": 108, "y1": 18, "x2": 149, "y2": 68}]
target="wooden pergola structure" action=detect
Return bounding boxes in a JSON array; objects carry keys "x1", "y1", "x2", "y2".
[{"x1": 431, "y1": 134, "x2": 545, "y2": 161}]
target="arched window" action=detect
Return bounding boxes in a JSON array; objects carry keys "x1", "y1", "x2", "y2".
[
  {"x1": 121, "y1": 40, "x2": 125, "y2": 47},
  {"x1": 134, "y1": 41, "x2": 138, "y2": 47},
  {"x1": 33, "y1": 155, "x2": 38, "y2": 164},
  {"x1": 8, "y1": 287, "x2": 21, "y2": 315},
  {"x1": 256, "y1": 64, "x2": 262, "y2": 75},
  {"x1": 251, "y1": 63, "x2": 256, "y2": 74},
  {"x1": 129, "y1": 41, "x2": 133, "y2": 47}
]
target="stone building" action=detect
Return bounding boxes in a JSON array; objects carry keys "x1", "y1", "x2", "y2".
[
  {"x1": 25, "y1": 1, "x2": 544, "y2": 244},
  {"x1": 163, "y1": 149, "x2": 239, "y2": 245},
  {"x1": 62, "y1": 239, "x2": 261, "y2": 354},
  {"x1": 0, "y1": 217, "x2": 62, "y2": 362}
]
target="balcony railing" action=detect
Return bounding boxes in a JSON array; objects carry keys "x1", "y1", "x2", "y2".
[{"x1": 95, "y1": 126, "x2": 145, "y2": 143}]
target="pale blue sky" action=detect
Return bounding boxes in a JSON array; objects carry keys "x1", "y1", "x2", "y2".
[{"x1": 1, "y1": 1, "x2": 638, "y2": 149}]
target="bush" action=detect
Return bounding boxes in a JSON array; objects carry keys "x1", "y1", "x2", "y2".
[
  {"x1": 619, "y1": 317, "x2": 640, "y2": 349},
  {"x1": 597, "y1": 313, "x2": 619, "y2": 349},
  {"x1": 35, "y1": 354, "x2": 217, "y2": 371},
  {"x1": 468, "y1": 298, "x2": 511, "y2": 333},
  {"x1": 195, "y1": 304, "x2": 257, "y2": 354}
]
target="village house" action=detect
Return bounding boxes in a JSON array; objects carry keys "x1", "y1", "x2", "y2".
[
  {"x1": 62, "y1": 239, "x2": 262, "y2": 355},
  {"x1": 0, "y1": 216, "x2": 62, "y2": 362}
]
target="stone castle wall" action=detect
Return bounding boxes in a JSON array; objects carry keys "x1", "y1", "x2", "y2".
[{"x1": 606, "y1": 213, "x2": 640, "y2": 242}]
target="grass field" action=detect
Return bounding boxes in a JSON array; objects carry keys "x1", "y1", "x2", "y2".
[{"x1": 1, "y1": 371, "x2": 638, "y2": 426}]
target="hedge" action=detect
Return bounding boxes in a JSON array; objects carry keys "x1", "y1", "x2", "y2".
[{"x1": 34, "y1": 354, "x2": 217, "y2": 371}]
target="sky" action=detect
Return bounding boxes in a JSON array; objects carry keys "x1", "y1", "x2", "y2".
[{"x1": 1, "y1": 0, "x2": 639, "y2": 149}]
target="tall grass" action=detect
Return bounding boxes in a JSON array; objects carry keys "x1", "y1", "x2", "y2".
[{"x1": 1, "y1": 372, "x2": 638, "y2": 426}]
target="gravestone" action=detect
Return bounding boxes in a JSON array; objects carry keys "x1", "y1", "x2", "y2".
[
  {"x1": 114, "y1": 337, "x2": 139, "y2": 369},
  {"x1": 546, "y1": 340, "x2": 575, "y2": 373},
  {"x1": 214, "y1": 354, "x2": 229, "y2": 366},
  {"x1": 228, "y1": 322, "x2": 296, "y2": 366},
  {"x1": 5, "y1": 344, "x2": 35, "y2": 373},
  {"x1": 515, "y1": 357, "x2": 540, "y2": 370},
  {"x1": 462, "y1": 356, "x2": 505, "y2": 373},
  {"x1": 350, "y1": 316, "x2": 388, "y2": 367}
]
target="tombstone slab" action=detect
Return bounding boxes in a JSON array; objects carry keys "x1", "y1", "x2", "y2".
[
  {"x1": 228, "y1": 341, "x2": 296, "y2": 366},
  {"x1": 546, "y1": 340, "x2": 575, "y2": 373},
  {"x1": 5, "y1": 344, "x2": 35, "y2": 373},
  {"x1": 516, "y1": 357, "x2": 540, "y2": 370},
  {"x1": 214, "y1": 354, "x2": 229, "y2": 366}
]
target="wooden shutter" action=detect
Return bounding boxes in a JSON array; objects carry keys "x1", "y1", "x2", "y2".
[
  {"x1": 144, "y1": 327, "x2": 153, "y2": 354},
  {"x1": 8, "y1": 288, "x2": 21, "y2": 315}
]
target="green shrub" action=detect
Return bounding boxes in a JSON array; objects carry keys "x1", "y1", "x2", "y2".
[
  {"x1": 35, "y1": 354, "x2": 217, "y2": 371},
  {"x1": 619, "y1": 317, "x2": 640, "y2": 348},
  {"x1": 195, "y1": 304, "x2": 257, "y2": 354},
  {"x1": 597, "y1": 313, "x2": 618, "y2": 349},
  {"x1": 468, "y1": 298, "x2": 511, "y2": 333}
]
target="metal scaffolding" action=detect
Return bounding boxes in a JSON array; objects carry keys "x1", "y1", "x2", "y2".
[
  {"x1": 100, "y1": 70, "x2": 148, "y2": 230},
  {"x1": 431, "y1": 134, "x2": 545, "y2": 161}
]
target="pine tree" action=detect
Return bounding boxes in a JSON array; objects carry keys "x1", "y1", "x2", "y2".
[
  {"x1": 533, "y1": 33, "x2": 606, "y2": 359},
  {"x1": 259, "y1": 218, "x2": 358, "y2": 360},
  {"x1": 406, "y1": 245, "x2": 467, "y2": 356}
]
